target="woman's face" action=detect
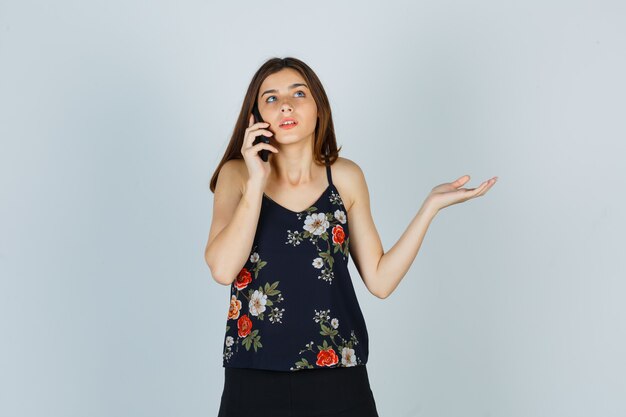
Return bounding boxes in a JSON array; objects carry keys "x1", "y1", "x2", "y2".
[{"x1": 256, "y1": 68, "x2": 318, "y2": 146}]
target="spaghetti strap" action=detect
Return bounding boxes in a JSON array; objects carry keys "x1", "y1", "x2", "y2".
[{"x1": 325, "y1": 161, "x2": 334, "y2": 187}]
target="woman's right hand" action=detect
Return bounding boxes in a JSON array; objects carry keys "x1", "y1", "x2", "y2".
[{"x1": 241, "y1": 114, "x2": 279, "y2": 184}]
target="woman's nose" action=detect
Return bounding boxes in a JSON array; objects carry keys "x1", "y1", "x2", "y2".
[{"x1": 278, "y1": 97, "x2": 294, "y2": 109}]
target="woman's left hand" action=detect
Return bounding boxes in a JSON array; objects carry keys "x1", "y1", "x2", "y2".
[{"x1": 423, "y1": 175, "x2": 498, "y2": 213}]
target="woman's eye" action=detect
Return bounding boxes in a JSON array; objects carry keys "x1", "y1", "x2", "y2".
[{"x1": 266, "y1": 91, "x2": 306, "y2": 103}]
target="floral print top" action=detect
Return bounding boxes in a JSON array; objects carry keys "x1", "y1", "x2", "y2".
[{"x1": 222, "y1": 161, "x2": 370, "y2": 372}]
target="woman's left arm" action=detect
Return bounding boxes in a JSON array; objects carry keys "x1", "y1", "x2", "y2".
[{"x1": 346, "y1": 162, "x2": 497, "y2": 299}]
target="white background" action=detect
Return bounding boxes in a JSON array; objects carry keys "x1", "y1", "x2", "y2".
[{"x1": 1, "y1": 0, "x2": 625, "y2": 416}]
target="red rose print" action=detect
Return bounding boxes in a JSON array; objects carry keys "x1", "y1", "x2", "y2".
[
  {"x1": 316, "y1": 347, "x2": 339, "y2": 367},
  {"x1": 235, "y1": 267, "x2": 252, "y2": 290},
  {"x1": 237, "y1": 314, "x2": 252, "y2": 337},
  {"x1": 332, "y1": 225, "x2": 345, "y2": 245}
]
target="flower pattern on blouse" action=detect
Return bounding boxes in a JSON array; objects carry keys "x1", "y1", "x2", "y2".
[
  {"x1": 223, "y1": 246, "x2": 285, "y2": 363},
  {"x1": 284, "y1": 189, "x2": 350, "y2": 285},
  {"x1": 291, "y1": 308, "x2": 361, "y2": 370}
]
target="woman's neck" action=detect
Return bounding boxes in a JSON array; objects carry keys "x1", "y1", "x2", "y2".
[{"x1": 268, "y1": 144, "x2": 321, "y2": 187}]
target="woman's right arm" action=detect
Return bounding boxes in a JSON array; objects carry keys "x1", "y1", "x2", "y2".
[
  {"x1": 204, "y1": 161, "x2": 265, "y2": 286},
  {"x1": 204, "y1": 116, "x2": 278, "y2": 286}
]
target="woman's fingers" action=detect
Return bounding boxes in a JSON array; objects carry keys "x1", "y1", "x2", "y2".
[
  {"x1": 479, "y1": 177, "x2": 497, "y2": 196},
  {"x1": 471, "y1": 178, "x2": 497, "y2": 197},
  {"x1": 244, "y1": 123, "x2": 271, "y2": 148},
  {"x1": 471, "y1": 180, "x2": 489, "y2": 194},
  {"x1": 252, "y1": 142, "x2": 279, "y2": 153},
  {"x1": 458, "y1": 178, "x2": 495, "y2": 199},
  {"x1": 452, "y1": 175, "x2": 471, "y2": 188}
]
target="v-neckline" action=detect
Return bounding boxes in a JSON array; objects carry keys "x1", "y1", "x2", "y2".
[{"x1": 263, "y1": 185, "x2": 332, "y2": 215}]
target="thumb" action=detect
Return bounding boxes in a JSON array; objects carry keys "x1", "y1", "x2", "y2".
[
  {"x1": 249, "y1": 113, "x2": 254, "y2": 127},
  {"x1": 453, "y1": 175, "x2": 470, "y2": 186}
]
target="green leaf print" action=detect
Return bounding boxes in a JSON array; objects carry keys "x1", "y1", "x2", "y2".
[
  {"x1": 294, "y1": 358, "x2": 314, "y2": 369},
  {"x1": 264, "y1": 281, "x2": 281, "y2": 296},
  {"x1": 242, "y1": 330, "x2": 260, "y2": 351},
  {"x1": 242, "y1": 336, "x2": 251, "y2": 351}
]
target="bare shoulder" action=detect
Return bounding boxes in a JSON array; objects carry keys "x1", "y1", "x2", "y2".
[
  {"x1": 207, "y1": 159, "x2": 246, "y2": 249},
  {"x1": 226, "y1": 157, "x2": 247, "y2": 176},
  {"x1": 217, "y1": 158, "x2": 246, "y2": 193},
  {"x1": 331, "y1": 156, "x2": 368, "y2": 213}
]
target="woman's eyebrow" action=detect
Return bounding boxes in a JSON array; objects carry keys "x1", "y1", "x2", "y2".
[{"x1": 261, "y1": 83, "x2": 309, "y2": 97}]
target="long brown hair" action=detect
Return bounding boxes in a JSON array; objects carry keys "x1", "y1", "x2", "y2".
[{"x1": 208, "y1": 57, "x2": 342, "y2": 193}]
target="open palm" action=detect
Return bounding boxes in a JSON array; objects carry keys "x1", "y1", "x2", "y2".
[{"x1": 426, "y1": 175, "x2": 498, "y2": 212}]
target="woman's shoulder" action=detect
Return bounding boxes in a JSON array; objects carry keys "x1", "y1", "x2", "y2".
[
  {"x1": 333, "y1": 156, "x2": 361, "y2": 174},
  {"x1": 222, "y1": 158, "x2": 247, "y2": 186},
  {"x1": 213, "y1": 159, "x2": 248, "y2": 200},
  {"x1": 332, "y1": 156, "x2": 367, "y2": 213}
]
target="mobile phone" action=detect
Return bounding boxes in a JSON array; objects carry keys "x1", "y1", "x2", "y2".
[{"x1": 251, "y1": 104, "x2": 270, "y2": 162}]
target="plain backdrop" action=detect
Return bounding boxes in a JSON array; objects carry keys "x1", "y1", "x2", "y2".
[{"x1": 1, "y1": 0, "x2": 625, "y2": 416}]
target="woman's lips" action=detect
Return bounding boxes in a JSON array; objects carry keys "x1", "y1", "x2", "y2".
[{"x1": 279, "y1": 122, "x2": 298, "y2": 130}]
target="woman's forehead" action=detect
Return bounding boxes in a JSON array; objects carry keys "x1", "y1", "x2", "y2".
[{"x1": 261, "y1": 69, "x2": 306, "y2": 89}]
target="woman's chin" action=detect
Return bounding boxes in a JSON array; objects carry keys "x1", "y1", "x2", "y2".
[
  {"x1": 273, "y1": 134, "x2": 304, "y2": 144},
  {"x1": 273, "y1": 130, "x2": 314, "y2": 145}
]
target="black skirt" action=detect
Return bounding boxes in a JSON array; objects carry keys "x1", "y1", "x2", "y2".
[{"x1": 217, "y1": 364, "x2": 379, "y2": 417}]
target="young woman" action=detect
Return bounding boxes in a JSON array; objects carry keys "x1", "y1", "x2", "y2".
[{"x1": 205, "y1": 57, "x2": 497, "y2": 417}]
